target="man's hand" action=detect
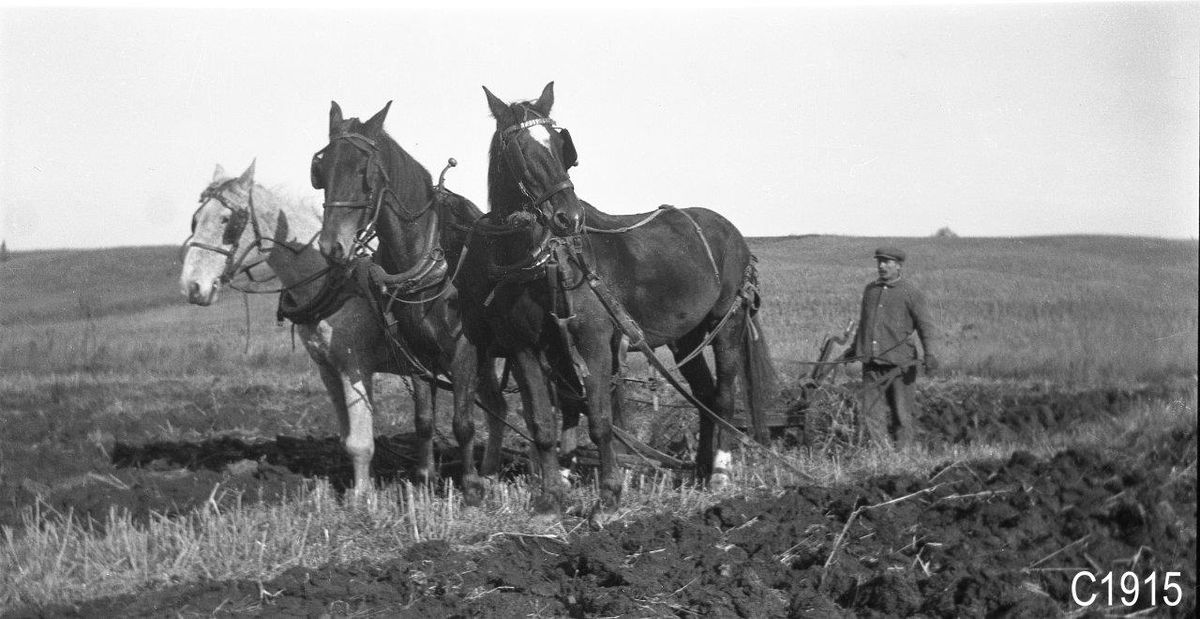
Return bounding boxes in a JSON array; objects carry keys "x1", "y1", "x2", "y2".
[{"x1": 923, "y1": 353, "x2": 940, "y2": 375}]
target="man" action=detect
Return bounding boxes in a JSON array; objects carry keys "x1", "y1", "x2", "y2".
[{"x1": 843, "y1": 246, "x2": 939, "y2": 447}]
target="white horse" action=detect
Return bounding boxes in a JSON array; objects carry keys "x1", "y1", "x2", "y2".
[{"x1": 178, "y1": 161, "x2": 509, "y2": 494}]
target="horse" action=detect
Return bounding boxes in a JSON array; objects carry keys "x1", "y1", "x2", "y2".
[
  {"x1": 311, "y1": 102, "x2": 515, "y2": 505},
  {"x1": 178, "y1": 161, "x2": 488, "y2": 495},
  {"x1": 469, "y1": 82, "x2": 780, "y2": 516}
]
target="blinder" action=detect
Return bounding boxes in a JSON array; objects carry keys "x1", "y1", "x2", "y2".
[
  {"x1": 223, "y1": 207, "x2": 250, "y2": 245},
  {"x1": 496, "y1": 116, "x2": 583, "y2": 230},
  {"x1": 558, "y1": 128, "x2": 578, "y2": 168},
  {"x1": 310, "y1": 151, "x2": 325, "y2": 189}
]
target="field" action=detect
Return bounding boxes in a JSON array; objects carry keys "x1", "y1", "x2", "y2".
[{"x1": 1, "y1": 235, "x2": 1196, "y2": 616}]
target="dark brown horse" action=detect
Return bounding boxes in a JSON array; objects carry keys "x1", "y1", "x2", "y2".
[
  {"x1": 469, "y1": 82, "x2": 779, "y2": 516},
  {"x1": 312, "y1": 101, "x2": 508, "y2": 502}
]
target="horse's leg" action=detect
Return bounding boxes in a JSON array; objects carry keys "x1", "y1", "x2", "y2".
[
  {"x1": 510, "y1": 348, "x2": 565, "y2": 517},
  {"x1": 339, "y1": 371, "x2": 376, "y2": 496},
  {"x1": 558, "y1": 393, "x2": 583, "y2": 484},
  {"x1": 405, "y1": 375, "x2": 433, "y2": 484},
  {"x1": 477, "y1": 353, "x2": 510, "y2": 478},
  {"x1": 578, "y1": 329, "x2": 621, "y2": 515},
  {"x1": 707, "y1": 314, "x2": 746, "y2": 490},
  {"x1": 314, "y1": 362, "x2": 366, "y2": 492},
  {"x1": 671, "y1": 329, "x2": 718, "y2": 482},
  {"x1": 451, "y1": 337, "x2": 484, "y2": 506},
  {"x1": 301, "y1": 324, "x2": 374, "y2": 495}
]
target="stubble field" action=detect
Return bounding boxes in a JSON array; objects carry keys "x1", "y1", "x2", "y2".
[{"x1": 1, "y1": 234, "x2": 1195, "y2": 616}]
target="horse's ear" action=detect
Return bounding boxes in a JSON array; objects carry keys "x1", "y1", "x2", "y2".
[
  {"x1": 237, "y1": 159, "x2": 256, "y2": 186},
  {"x1": 364, "y1": 101, "x2": 391, "y2": 134},
  {"x1": 483, "y1": 85, "x2": 511, "y2": 124},
  {"x1": 329, "y1": 101, "x2": 343, "y2": 130},
  {"x1": 212, "y1": 164, "x2": 227, "y2": 182},
  {"x1": 533, "y1": 81, "x2": 555, "y2": 116}
]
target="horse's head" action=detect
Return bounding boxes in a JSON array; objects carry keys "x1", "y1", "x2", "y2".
[
  {"x1": 312, "y1": 100, "x2": 393, "y2": 263},
  {"x1": 484, "y1": 82, "x2": 584, "y2": 236},
  {"x1": 178, "y1": 162, "x2": 259, "y2": 306}
]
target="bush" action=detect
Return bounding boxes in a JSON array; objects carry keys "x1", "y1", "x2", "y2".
[{"x1": 933, "y1": 227, "x2": 958, "y2": 238}]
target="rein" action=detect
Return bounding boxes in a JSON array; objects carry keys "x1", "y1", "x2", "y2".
[
  {"x1": 184, "y1": 179, "x2": 349, "y2": 324},
  {"x1": 552, "y1": 236, "x2": 813, "y2": 481}
]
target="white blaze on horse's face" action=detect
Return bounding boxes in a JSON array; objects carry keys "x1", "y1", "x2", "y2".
[
  {"x1": 179, "y1": 191, "x2": 235, "y2": 306},
  {"x1": 527, "y1": 123, "x2": 555, "y2": 157}
]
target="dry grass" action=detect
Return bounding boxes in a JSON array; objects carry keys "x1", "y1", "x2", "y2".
[
  {"x1": 4, "y1": 386, "x2": 1193, "y2": 612},
  {"x1": 756, "y1": 235, "x2": 1197, "y2": 385},
  {"x1": 1, "y1": 236, "x2": 1195, "y2": 611},
  {"x1": 3, "y1": 235, "x2": 1196, "y2": 382}
]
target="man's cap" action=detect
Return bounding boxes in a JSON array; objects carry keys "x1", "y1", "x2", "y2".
[{"x1": 874, "y1": 246, "x2": 906, "y2": 262}]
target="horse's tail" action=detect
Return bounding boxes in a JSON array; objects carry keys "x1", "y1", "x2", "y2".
[{"x1": 741, "y1": 309, "x2": 779, "y2": 444}]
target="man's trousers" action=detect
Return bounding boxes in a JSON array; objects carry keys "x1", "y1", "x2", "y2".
[{"x1": 860, "y1": 362, "x2": 917, "y2": 447}]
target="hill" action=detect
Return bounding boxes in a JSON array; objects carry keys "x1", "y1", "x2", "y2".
[
  {"x1": 2, "y1": 246, "x2": 185, "y2": 326},
  {"x1": 2, "y1": 235, "x2": 1196, "y2": 383}
]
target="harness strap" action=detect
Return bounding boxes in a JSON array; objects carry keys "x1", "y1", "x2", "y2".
[
  {"x1": 579, "y1": 266, "x2": 813, "y2": 481},
  {"x1": 547, "y1": 248, "x2": 591, "y2": 395},
  {"x1": 501, "y1": 117, "x2": 555, "y2": 138},
  {"x1": 522, "y1": 179, "x2": 574, "y2": 209},
  {"x1": 484, "y1": 226, "x2": 555, "y2": 284},
  {"x1": 184, "y1": 241, "x2": 235, "y2": 257},
  {"x1": 581, "y1": 205, "x2": 720, "y2": 286},
  {"x1": 366, "y1": 209, "x2": 447, "y2": 293},
  {"x1": 671, "y1": 276, "x2": 758, "y2": 369},
  {"x1": 671, "y1": 208, "x2": 721, "y2": 287},
  {"x1": 583, "y1": 205, "x2": 673, "y2": 234},
  {"x1": 276, "y1": 266, "x2": 351, "y2": 325}
]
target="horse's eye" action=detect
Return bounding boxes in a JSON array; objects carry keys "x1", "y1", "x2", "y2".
[{"x1": 220, "y1": 215, "x2": 230, "y2": 224}]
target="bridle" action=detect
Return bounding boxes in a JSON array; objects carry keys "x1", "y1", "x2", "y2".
[
  {"x1": 495, "y1": 115, "x2": 578, "y2": 225},
  {"x1": 180, "y1": 180, "x2": 270, "y2": 286},
  {"x1": 478, "y1": 113, "x2": 584, "y2": 284},
  {"x1": 311, "y1": 131, "x2": 434, "y2": 256}
]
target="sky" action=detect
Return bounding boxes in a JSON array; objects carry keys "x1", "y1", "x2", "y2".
[{"x1": 1, "y1": 2, "x2": 1197, "y2": 251}]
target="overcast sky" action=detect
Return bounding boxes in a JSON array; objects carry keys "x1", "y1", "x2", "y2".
[{"x1": 1, "y1": 2, "x2": 1197, "y2": 251}]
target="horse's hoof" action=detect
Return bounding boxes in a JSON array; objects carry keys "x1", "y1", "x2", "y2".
[
  {"x1": 531, "y1": 493, "x2": 562, "y2": 520},
  {"x1": 588, "y1": 499, "x2": 622, "y2": 529},
  {"x1": 589, "y1": 509, "x2": 621, "y2": 529},
  {"x1": 348, "y1": 485, "x2": 377, "y2": 507},
  {"x1": 414, "y1": 468, "x2": 437, "y2": 487},
  {"x1": 462, "y1": 477, "x2": 489, "y2": 507}
]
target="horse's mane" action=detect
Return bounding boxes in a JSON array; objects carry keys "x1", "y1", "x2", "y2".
[
  {"x1": 439, "y1": 189, "x2": 485, "y2": 223},
  {"x1": 205, "y1": 176, "x2": 322, "y2": 239},
  {"x1": 379, "y1": 131, "x2": 433, "y2": 197}
]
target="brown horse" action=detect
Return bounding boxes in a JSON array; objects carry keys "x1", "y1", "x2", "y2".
[
  {"x1": 467, "y1": 82, "x2": 779, "y2": 516},
  {"x1": 179, "y1": 161, "x2": 437, "y2": 495},
  {"x1": 311, "y1": 102, "x2": 513, "y2": 504}
]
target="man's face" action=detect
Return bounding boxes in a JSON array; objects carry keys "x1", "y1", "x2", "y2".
[{"x1": 876, "y1": 258, "x2": 901, "y2": 281}]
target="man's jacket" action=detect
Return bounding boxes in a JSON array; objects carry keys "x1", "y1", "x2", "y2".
[{"x1": 848, "y1": 278, "x2": 938, "y2": 366}]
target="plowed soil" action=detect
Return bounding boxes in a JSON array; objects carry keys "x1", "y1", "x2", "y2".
[{"x1": 5, "y1": 380, "x2": 1196, "y2": 617}]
